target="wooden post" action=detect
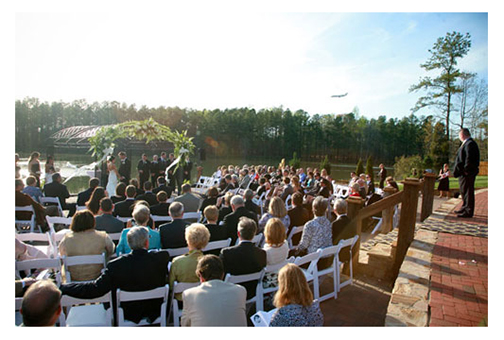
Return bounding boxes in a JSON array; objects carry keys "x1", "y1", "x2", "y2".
[
  {"x1": 381, "y1": 187, "x2": 398, "y2": 233},
  {"x1": 347, "y1": 196, "x2": 364, "y2": 269},
  {"x1": 393, "y1": 178, "x2": 422, "y2": 275},
  {"x1": 420, "y1": 172, "x2": 437, "y2": 222}
]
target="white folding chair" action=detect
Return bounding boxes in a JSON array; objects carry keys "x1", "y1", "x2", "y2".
[
  {"x1": 58, "y1": 292, "x2": 114, "y2": 327},
  {"x1": 202, "y1": 238, "x2": 232, "y2": 253},
  {"x1": 15, "y1": 257, "x2": 63, "y2": 286},
  {"x1": 371, "y1": 216, "x2": 383, "y2": 235},
  {"x1": 285, "y1": 194, "x2": 292, "y2": 210},
  {"x1": 76, "y1": 205, "x2": 87, "y2": 211},
  {"x1": 46, "y1": 216, "x2": 72, "y2": 233},
  {"x1": 235, "y1": 233, "x2": 263, "y2": 247},
  {"x1": 40, "y1": 196, "x2": 64, "y2": 216},
  {"x1": 169, "y1": 281, "x2": 200, "y2": 326},
  {"x1": 225, "y1": 269, "x2": 265, "y2": 312},
  {"x1": 293, "y1": 251, "x2": 321, "y2": 288},
  {"x1": 151, "y1": 215, "x2": 172, "y2": 224},
  {"x1": 108, "y1": 232, "x2": 122, "y2": 242},
  {"x1": 116, "y1": 216, "x2": 132, "y2": 224},
  {"x1": 62, "y1": 253, "x2": 106, "y2": 283},
  {"x1": 116, "y1": 284, "x2": 169, "y2": 326},
  {"x1": 287, "y1": 226, "x2": 304, "y2": 250},
  {"x1": 15, "y1": 232, "x2": 53, "y2": 257},
  {"x1": 15, "y1": 206, "x2": 40, "y2": 233},
  {"x1": 262, "y1": 257, "x2": 295, "y2": 297},
  {"x1": 15, "y1": 297, "x2": 23, "y2": 326},
  {"x1": 314, "y1": 245, "x2": 339, "y2": 301},
  {"x1": 182, "y1": 212, "x2": 201, "y2": 222},
  {"x1": 335, "y1": 235, "x2": 359, "y2": 292}
]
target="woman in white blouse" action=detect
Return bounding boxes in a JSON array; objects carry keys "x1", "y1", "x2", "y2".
[{"x1": 263, "y1": 217, "x2": 289, "y2": 265}]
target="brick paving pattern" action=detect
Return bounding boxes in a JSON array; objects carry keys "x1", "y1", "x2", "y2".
[{"x1": 445, "y1": 190, "x2": 488, "y2": 226}]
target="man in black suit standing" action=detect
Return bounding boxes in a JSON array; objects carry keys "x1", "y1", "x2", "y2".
[
  {"x1": 159, "y1": 202, "x2": 190, "y2": 249},
  {"x1": 222, "y1": 196, "x2": 258, "y2": 245},
  {"x1": 113, "y1": 185, "x2": 137, "y2": 217},
  {"x1": 43, "y1": 173, "x2": 76, "y2": 217},
  {"x1": 118, "y1": 151, "x2": 131, "y2": 185},
  {"x1": 378, "y1": 164, "x2": 387, "y2": 189},
  {"x1": 219, "y1": 217, "x2": 266, "y2": 300},
  {"x1": 453, "y1": 128, "x2": 480, "y2": 218},
  {"x1": 60, "y1": 226, "x2": 169, "y2": 325},
  {"x1": 137, "y1": 153, "x2": 151, "y2": 191}
]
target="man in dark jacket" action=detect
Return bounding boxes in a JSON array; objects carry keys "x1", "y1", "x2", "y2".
[
  {"x1": 222, "y1": 196, "x2": 258, "y2": 244},
  {"x1": 159, "y1": 202, "x2": 190, "y2": 249},
  {"x1": 43, "y1": 173, "x2": 76, "y2": 217},
  {"x1": 453, "y1": 128, "x2": 480, "y2": 218},
  {"x1": 76, "y1": 177, "x2": 100, "y2": 207},
  {"x1": 220, "y1": 217, "x2": 266, "y2": 300},
  {"x1": 60, "y1": 226, "x2": 169, "y2": 325}
]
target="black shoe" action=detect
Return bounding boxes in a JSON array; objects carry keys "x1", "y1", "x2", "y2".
[
  {"x1": 457, "y1": 213, "x2": 473, "y2": 218},
  {"x1": 454, "y1": 209, "x2": 464, "y2": 214}
]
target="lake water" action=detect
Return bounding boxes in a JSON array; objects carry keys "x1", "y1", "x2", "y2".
[{"x1": 17, "y1": 151, "x2": 393, "y2": 194}]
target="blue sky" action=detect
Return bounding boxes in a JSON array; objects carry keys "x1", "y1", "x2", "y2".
[{"x1": 15, "y1": 11, "x2": 488, "y2": 120}]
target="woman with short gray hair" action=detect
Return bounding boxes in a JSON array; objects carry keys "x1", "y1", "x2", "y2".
[{"x1": 116, "y1": 204, "x2": 161, "y2": 256}]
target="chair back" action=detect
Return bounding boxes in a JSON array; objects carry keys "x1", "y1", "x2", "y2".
[
  {"x1": 15, "y1": 205, "x2": 37, "y2": 233},
  {"x1": 108, "y1": 232, "x2": 122, "y2": 242},
  {"x1": 182, "y1": 212, "x2": 201, "y2": 221},
  {"x1": 15, "y1": 231, "x2": 51, "y2": 243},
  {"x1": 235, "y1": 233, "x2": 263, "y2": 247},
  {"x1": 62, "y1": 253, "x2": 106, "y2": 283},
  {"x1": 116, "y1": 284, "x2": 169, "y2": 326},
  {"x1": 164, "y1": 247, "x2": 189, "y2": 257},
  {"x1": 40, "y1": 196, "x2": 64, "y2": 215},
  {"x1": 170, "y1": 281, "x2": 200, "y2": 326},
  {"x1": 202, "y1": 238, "x2": 231, "y2": 252},
  {"x1": 294, "y1": 251, "x2": 321, "y2": 275},
  {"x1": 287, "y1": 226, "x2": 304, "y2": 249},
  {"x1": 76, "y1": 205, "x2": 87, "y2": 211},
  {"x1": 116, "y1": 216, "x2": 131, "y2": 224},
  {"x1": 224, "y1": 269, "x2": 265, "y2": 286},
  {"x1": 59, "y1": 292, "x2": 113, "y2": 327},
  {"x1": 46, "y1": 216, "x2": 72, "y2": 234},
  {"x1": 15, "y1": 257, "x2": 62, "y2": 285},
  {"x1": 151, "y1": 215, "x2": 172, "y2": 224}
]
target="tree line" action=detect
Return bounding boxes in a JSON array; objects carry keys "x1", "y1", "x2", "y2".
[{"x1": 14, "y1": 97, "x2": 487, "y2": 170}]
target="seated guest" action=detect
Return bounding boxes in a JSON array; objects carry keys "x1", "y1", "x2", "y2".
[
  {"x1": 110, "y1": 182, "x2": 126, "y2": 204},
  {"x1": 199, "y1": 186, "x2": 219, "y2": 214},
  {"x1": 169, "y1": 223, "x2": 210, "y2": 301},
  {"x1": 294, "y1": 196, "x2": 332, "y2": 268},
  {"x1": 20, "y1": 280, "x2": 62, "y2": 327},
  {"x1": 218, "y1": 191, "x2": 234, "y2": 223},
  {"x1": 348, "y1": 171, "x2": 358, "y2": 187},
  {"x1": 349, "y1": 182, "x2": 362, "y2": 198},
  {"x1": 174, "y1": 183, "x2": 201, "y2": 213},
  {"x1": 203, "y1": 205, "x2": 227, "y2": 242},
  {"x1": 59, "y1": 210, "x2": 115, "y2": 282},
  {"x1": 159, "y1": 202, "x2": 190, "y2": 249},
  {"x1": 85, "y1": 186, "x2": 106, "y2": 215},
  {"x1": 219, "y1": 174, "x2": 235, "y2": 193},
  {"x1": 230, "y1": 174, "x2": 240, "y2": 190},
  {"x1": 22, "y1": 176, "x2": 43, "y2": 203},
  {"x1": 366, "y1": 174, "x2": 375, "y2": 196},
  {"x1": 116, "y1": 204, "x2": 161, "y2": 256},
  {"x1": 220, "y1": 217, "x2": 266, "y2": 300},
  {"x1": 150, "y1": 191, "x2": 170, "y2": 216},
  {"x1": 77, "y1": 177, "x2": 100, "y2": 207},
  {"x1": 43, "y1": 172, "x2": 76, "y2": 217},
  {"x1": 222, "y1": 195, "x2": 258, "y2": 244},
  {"x1": 181, "y1": 255, "x2": 247, "y2": 326},
  {"x1": 238, "y1": 168, "x2": 251, "y2": 189},
  {"x1": 385, "y1": 176, "x2": 399, "y2": 191},
  {"x1": 287, "y1": 192, "x2": 310, "y2": 244},
  {"x1": 113, "y1": 185, "x2": 136, "y2": 217},
  {"x1": 303, "y1": 171, "x2": 314, "y2": 189},
  {"x1": 331, "y1": 199, "x2": 356, "y2": 269},
  {"x1": 263, "y1": 218, "x2": 289, "y2": 266},
  {"x1": 60, "y1": 226, "x2": 169, "y2": 325},
  {"x1": 279, "y1": 176, "x2": 294, "y2": 202},
  {"x1": 95, "y1": 198, "x2": 125, "y2": 234},
  {"x1": 255, "y1": 177, "x2": 269, "y2": 198},
  {"x1": 258, "y1": 196, "x2": 290, "y2": 234},
  {"x1": 291, "y1": 176, "x2": 304, "y2": 196},
  {"x1": 129, "y1": 178, "x2": 144, "y2": 196},
  {"x1": 136, "y1": 181, "x2": 157, "y2": 207},
  {"x1": 269, "y1": 264, "x2": 323, "y2": 326},
  {"x1": 153, "y1": 176, "x2": 173, "y2": 197},
  {"x1": 243, "y1": 189, "x2": 261, "y2": 215},
  {"x1": 15, "y1": 179, "x2": 47, "y2": 228}
]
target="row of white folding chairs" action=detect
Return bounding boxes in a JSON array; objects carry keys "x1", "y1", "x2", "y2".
[
  {"x1": 116, "y1": 212, "x2": 201, "y2": 225},
  {"x1": 334, "y1": 185, "x2": 350, "y2": 199},
  {"x1": 293, "y1": 235, "x2": 360, "y2": 302},
  {"x1": 162, "y1": 237, "x2": 233, "y2": 258}
]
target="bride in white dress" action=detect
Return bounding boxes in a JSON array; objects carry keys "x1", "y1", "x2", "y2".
[{"x1": 106, "y1": 155, "x2": 120, "y2": 197}]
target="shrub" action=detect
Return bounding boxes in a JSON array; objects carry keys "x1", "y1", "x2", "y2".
[
  {"x1": 289, "y1": 152, "x2": 301, "y2": 170},
  {"x1": 365, "y1": 156, "x2": 374, "y2": 182},
  {"x1": 393, "y1": 155, "x2": 424, "y2": 180},
  {"x1": 319, "y1": 155, "x2": 331, "y2": 175},
  {"x1": 356, "y1": 158, "x2": 364, "y2": 176}
]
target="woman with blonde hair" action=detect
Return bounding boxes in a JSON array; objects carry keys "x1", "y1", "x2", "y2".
[
  {"x1": 258, "y1": 196, "x2": 290, "y2": 233},
  {"x1": 270, "y1": 263, "x2": 323, "y2": 326},
  {"x1": 169, "y1": 223, "x2": 210, "y2": 301}
]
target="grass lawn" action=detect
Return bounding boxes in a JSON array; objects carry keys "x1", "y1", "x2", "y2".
[{"x1": 380, "y1": 175, "x2": 487, "y2": 191}]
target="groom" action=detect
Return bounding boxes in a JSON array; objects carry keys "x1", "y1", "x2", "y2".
[{"x1": 118, "y1": 151, "x2": 131, "y2": 185}]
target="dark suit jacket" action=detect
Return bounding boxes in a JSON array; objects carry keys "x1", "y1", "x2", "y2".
[
  {"x1": 118, "y1": 158, "x2": 131, "y2": 183},
  {"x1": 159, "y1": 219, "x2": 190, "y2": 250},
  {"x1": 136, "y1": 192, "x2": 158, "y2": 207},
  {"x1": 453, "y1": 138, "x2": 480, "y2": 178},
  {"x1": 199, "y1": 197, "x2": 218, "y2": 213},
  {"x1": 218, "y1": 206, "x2": 232, "y2": 223},
  {"x1": 60, "y1": 249, "x2": 169, "y2": 324},
  {"x1": 113, "y1": 198, "x2": 136, "y2": 217},
  {"x1": 43, "y1": 181, "x2": 70, "y2": 208},
  {"x1": 244, "y1": 200, "x2": 261, "y2": 215},
  {"x1": 150, "y1": 202, "x2": 170, "y2": 216},
  {"x1": 205, "y1": 223, "x2": 228, "y2": 242},
  {"x1": 287, "y1": 205, "x2": 310, "y2": 246},
  {"x1": 331, "y1": 215, "x2": 356, "y2": 262},
  {"x1": 111, "y1": 195, "x2": 125, "y2": 204},
  {"x1": 95, "y1": 214, "x2": 125, "y2": 234},
  {"x1": 222, "y1": 206, "x2": 259, "y2": 244},
  {"x1": 220, "y1": 242, "x2": 266, "y2": 300},
  {"x1": 77, "y1": 187, "x2": 94, "y2": 206},
  {"x1": 152, "y1": 184, "x2": 173, "y2": 198},
  {"x1": 137, "y1": 160, "x2": 151, "y2": 181}
]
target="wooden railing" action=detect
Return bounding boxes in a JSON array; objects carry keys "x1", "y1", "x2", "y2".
[{"x1": 346, "y1": 175, "x2": 435, "y2": 277}]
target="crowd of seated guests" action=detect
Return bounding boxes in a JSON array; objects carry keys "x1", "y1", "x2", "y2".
[{"x1": 16, "y1": 157, "x2": 404, "y2": 327}]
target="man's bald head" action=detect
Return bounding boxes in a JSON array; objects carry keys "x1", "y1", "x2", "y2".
[{"x1": 21, "y1": 280, "x2": 61, "y2": 326}]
